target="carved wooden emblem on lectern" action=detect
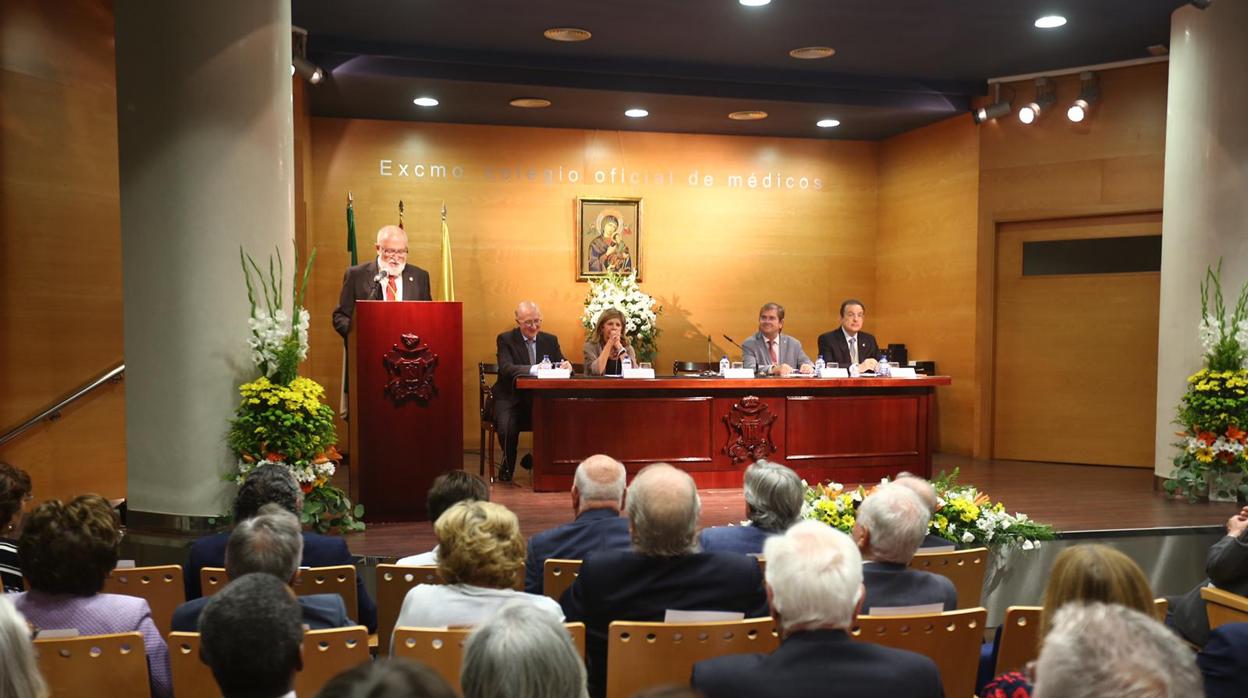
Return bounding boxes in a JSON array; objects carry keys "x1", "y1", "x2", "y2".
[
  {"x1": 722, "y1": 396, "x2": 777, "y2": 464},
  {"x1": 383, "y1": 334, "x2": 439, "y2": 404}
]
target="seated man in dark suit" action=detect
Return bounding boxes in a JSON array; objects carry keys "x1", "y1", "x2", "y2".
[
  {"x1": 494, "y1": 300, "x2": 573, "y2": 482},
  {"x1": 895, "y1": 472, "x2": 957, "y2": 549},
  {"x1": 1198, "y1": 621, "x2": 1248, "y2": 698},
  {"x1": 816, "y1": 298, "x2": 881, "y2": 374},
  {"x1": 524, "y1": 454, "x2": 631, "y2": 594},
  {"x1": 172, "y1": 505, "x2": 349, "y2": 632},
  {"x1": 185, "y1": 463, "x2": 377, "y2": 631},
  {"x1": 561, "y1": 463, "x2": 768, "y2": 698},
  {"x1": 699, "y1": 459, "x2": 803, "y2": 555},
  {"x1": 855, "y1": 482, "x2": 957, "y2": 613},
  {"x1": 199, "y1": 572, "x2": 304, "y2": 698},
  {"x1": 691, "y1": 521, "x2": 942, "y2": 698},
  {"x1": 1169, "y1": 505, "x2": 1248, "y2": 647}
]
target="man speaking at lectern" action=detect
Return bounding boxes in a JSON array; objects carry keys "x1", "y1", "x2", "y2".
[{"x1": 332, "y1": 225, "x2": 432, "y2": 339}]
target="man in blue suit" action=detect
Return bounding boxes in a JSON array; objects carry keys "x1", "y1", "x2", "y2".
[
  {"x1": 524, "y1": 454, "x2": 631, "y2": 594},
  {"x1": 184, "y1": 464, "x2": 377, "y2": 632},
  {"x1": 1199, "y1": 621, "x2": 1248, "y2": 698},
  {"x1": 561, "y1": 463, "x2": 769, "y2": 698},
  {"x1": 699, "y1": 460, "x2": 803, "y2": 556},
  {"x1": 691, "y1": 521, "x2": 942, "y2": 698},
  {"x1": 855, "y1": 482, "x2": 957, "y2": 614},
  {"x1": 172, "y1": 505, "x2": 350, "y2": 632}
]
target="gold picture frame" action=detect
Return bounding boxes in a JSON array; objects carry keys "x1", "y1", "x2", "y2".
[{"x1": 576, "y1": 196, "x2": 642, "y2": 281}]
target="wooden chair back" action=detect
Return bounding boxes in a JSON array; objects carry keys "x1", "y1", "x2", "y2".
[
  {"x1": 103, "y1": 564, "x2": 185, "y2": 637},
  {"x1": 168, "y1": 626, "x2": 369, "y2": 698},
  {"x1": 995, "y1": 598, "x2": 1173, "y2": 675},
  {"x1": 1201, "y1": 586, "x2": 1248, "y2": 630},
  {"x1": 604, "y1": 617, "x2": 780, "y2": 698},
  {"x1": 909, "y1": 547, "x2": 988, "y2": 608},
  {"x1": 35, "y1": 632, "x2": 151, "y2": 697},
  {"x1": 853, "y1": 607, "x2": 987, "y2": 698},
  {"x1": 543, "y1": 558, "x2": 583, "y2": 601},
  {"x1": 393, "y1": 623, "x2": 587, "y2": 694},
  {"x1": 377, "y1": 564, "x2": 444, "y2": 655},
  {"x1": 201, "y1": 565, "x2": 357, "y2": 620},
  {"x1": 200, "y1": 567, "x2": 229, "y2": 597}
]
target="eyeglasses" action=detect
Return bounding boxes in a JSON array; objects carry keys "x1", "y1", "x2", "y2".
[
  {"x1": 519, "y1": 319, "x2": 543, "y2": 328},
  {"x1": 379, "y1": 247, "x2": 408, "y2": 257}
]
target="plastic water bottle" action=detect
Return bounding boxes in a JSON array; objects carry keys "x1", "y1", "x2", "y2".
[
  {"x1": 719, "y1": 355, "x2": 730, "y2": 376},
  {"x1": 849, "y1": 361, "x2": 860, "y2": 378},
  {"x1": 620, "y1": 352, "x2": 632, "y2": 372},
  {"x1": 878, "y1": 355, "x2": 890, "y2": 377},
  {"x1": 814, "y1": 355, "x2": 826, "y2": 375},
  {"x1": 540, "y1": 354, "x2": 552, "y2": 370}
]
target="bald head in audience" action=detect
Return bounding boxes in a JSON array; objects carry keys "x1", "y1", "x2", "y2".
[
  {"x1": 894, "y1": 472, "x2": 938, "y2": 514},
  {"x1": 572, "y1": 454, "x2": 627, "y2": 515},
  {"x1": 625, "y1": 463, "x2": 701, "y2": 557}
]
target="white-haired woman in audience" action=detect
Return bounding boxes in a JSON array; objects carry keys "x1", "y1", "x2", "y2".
[
  {"x1": 461, "y1": 601, "x2": 588, "y2": 698},
  {"x1": 699, "y1": 460, "x2": 803, "y2": 555},
  {"x1": 391, "y1": 501, "x2": 563, "y2": 650},
  {"x1": 0, "y1": 595, "x2": 48, "y2": 698}
]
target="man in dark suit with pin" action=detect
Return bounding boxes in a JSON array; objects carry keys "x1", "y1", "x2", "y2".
[
  {"x1": 494, "y1": 300, "x2": 572, "y2": 482},
  {"x1": 817, "y1": 298, "x2": 881, "y2": 374},
  {"x1": 332, "y1": 225, "x2": 431, "y2": 339}
]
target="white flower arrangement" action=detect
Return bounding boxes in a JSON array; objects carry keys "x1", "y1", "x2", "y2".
[
  {"x1": 581, "y1": 271, "x2": 662, "y2": 360},
  {"x1": 234, "y1": 457, "x2": 336, "y2": 490}
]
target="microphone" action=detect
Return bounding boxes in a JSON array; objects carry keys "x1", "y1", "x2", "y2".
[
  {"x1": 370, "y1": 269, "x2": 388, "y2": 300},
  {"x1": 722, "y1": 334, "x2": 744, "y2": 351}
]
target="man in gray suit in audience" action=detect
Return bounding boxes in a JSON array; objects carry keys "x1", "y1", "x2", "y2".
[
  {"x1": 741, "y1": 302, "x2": 814, "y2": 376},
  {"x1": 855, "y1": 482, "x2": 957, "y2": 613}
]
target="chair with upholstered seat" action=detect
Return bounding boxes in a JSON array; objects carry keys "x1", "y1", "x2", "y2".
[
  {"x1": 908, "y1": 547, "x2": 988, "y2": 609},
  {"x1": 392, "y1": 623, "x2": 586, "y2": 690},
  {"x1": 103, "y1": 564, "x2": 185, "y2": 637},
  {"x1": 604, "y1": 617, "x2": 780, "y2": 698},
  {"x1": 853, "y1": 607, "x2": 987, "y2": 698},
  {"x1": 36, "y1": 631, "x2": 151, "y2": 697}
]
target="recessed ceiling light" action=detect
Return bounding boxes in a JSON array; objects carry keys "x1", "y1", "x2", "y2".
[
  {"x1": 544, "y1": 27, "x2": 592, "y2": 42},
  {"x1": 510, "y1": 98, "x2": 552, "y2": 108},
  {"x1": 728, "y1": 110, "x2": 768, "y2": 121},
  {"x1": 412, "y1": 97, "x2": 439, "y2": 107},
  {"x1": 816, "y1": 119, "x2": 840, "y2": 128},
  {"x1": 789, "y1": 46, "x2": 836, "y2": 60},
  {"x1": 624, "y1": 108, "x2": 649, "y2": 118},
  {"x1": 739, "y1": 0, "x2": 771, "y2": 5},
  {"x1": 1034, "y1": 15, "x2": 1067, "y2": 29}
]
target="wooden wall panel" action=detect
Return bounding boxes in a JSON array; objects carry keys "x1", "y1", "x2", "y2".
[
  {"x1": 876, "y1": 116, "x2": 980, "y2": 455},
  {"x1": 0, "y1": 0, "x2": 125, "y2": 502},
  {"x1": 307, "y1": 119, "x2": 880, "y2": 449}
]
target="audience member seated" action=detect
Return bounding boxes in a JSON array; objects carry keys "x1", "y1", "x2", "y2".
[
  {"x1": 12, "y1": 494, "x2": 171, "y2": 698},
  {"x1": 894, "y1": 472, "x2": 953, "y2": 549},
  {"x1": 1031, "y1": 602, "x2": 1201, "y2": 698},
  {"x1": 392, "y1": 501, "x2": 562, "y2": 646},
  {"x1": 979, "y1": 543, "x2": 1155, "y2": 698},
  {"x1": 699, "y1": 460, "x2": 802, "y2": 555},
  {"x1": 185, "y1": 463, "x2": 377, "y2": 631},
  {"x1": 200, "y1": 573, "x2": 304, "y2": 698},
  {"x1": 462, "y1": 601, "x2": 588, "y2": 698},
  {"x1": 561, "y1": 463, "x2": 768, "y2": 698},
  {"x1": 0, "y1": 462, "x2": 34, "y2": 593},
  {"x1": 691, "y1": 521, "x2": 942, "y2": 698},
  {"x1": 1197, "y1": 621, "x2": 1248, "y2": 698},
  {"x1": 314, "y1": 658, "x2": 457, "y2": 698},
  {"x1": 853, "y1": 482, "x2": 955, "y2": 613},
  {"x1": 171, "y1": 504, "x2": 350, "y2": 632},
  {"x1": 398, "y1": 470, "x2": 490, "y2": 567},
  {"x1": 1169, "y1": 504, "x2": 1248, "y2": 647},
  {"x1": 524, "y1": 454, "x2": 631, "y2": 594},
  {"x1": 0, "y1": 595, "x2": 47, "y2": 698}
]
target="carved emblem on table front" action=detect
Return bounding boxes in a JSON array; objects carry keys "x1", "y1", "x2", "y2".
[
  {"x1": 722, "y1": 396, "x2": 777, "y2": 464},
  {"x1": 383, "y1": 334, "x2": 439, "y2": 405}
]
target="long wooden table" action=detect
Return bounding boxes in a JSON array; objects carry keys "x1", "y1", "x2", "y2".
[{"x1": 518, "y1": 375, "x2": 951, "y2": 491}]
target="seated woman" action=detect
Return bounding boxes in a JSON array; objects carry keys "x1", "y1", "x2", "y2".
[
  {"x1": 584, "y1": 308, "x2": 638, "y2": 376},
  {"x1": 12, "y1": 495, "x2": 171, "y2": 698},
  {"x1": 979, "y1": 543, "x2": 1156, "y2": 698},
  {"x1": 391, "y1": 501, "x2": 562, "y2": 646},
  {"x1": 699, "y1": 460, "x2": 803, "y2": 555},
  {"x1": 0, "y1": 462, "x2": 34, "y2": 593}
]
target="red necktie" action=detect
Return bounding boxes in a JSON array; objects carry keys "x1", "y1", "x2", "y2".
[
  {"x1": 385, "y1": 275, "x2": 398, "y2": 301},
  {"x1": 769, "y1": 340, "x2": 779, "y2": 365}
]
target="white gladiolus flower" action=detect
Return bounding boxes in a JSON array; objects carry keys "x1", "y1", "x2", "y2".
[
  {"x1": 961, "y1": 532, "x2": 975, "y2": 543},
  {"x1": 1199, "y1": 315, "x2": 1221, "y2": 353}
]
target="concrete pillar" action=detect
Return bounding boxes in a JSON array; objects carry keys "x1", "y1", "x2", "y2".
[
  {"x1": 115, "y1": 0, "x2": 294, "y2": 517},
  {"x1": 1154, "y1": 2, "x2": 1248, "y2": 476}
]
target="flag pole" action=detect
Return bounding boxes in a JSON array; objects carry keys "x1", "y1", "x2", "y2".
[{"x1": 398, "y1": 200, "x2": 405, "y2": 229}]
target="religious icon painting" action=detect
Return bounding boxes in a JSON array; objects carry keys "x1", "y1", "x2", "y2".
[{"x1": 576, "y1": 196, "x2": 642, "y2": 281}]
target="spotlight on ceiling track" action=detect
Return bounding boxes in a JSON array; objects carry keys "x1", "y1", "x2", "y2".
[
  {"x1": 973, "y1": 84, "x2": 1012, "y2": 124},
  {"x1": 1018, "y1": 77, "x2": 1055, "y2": 125},
  {"x1": 1066, "y1": 72, "x2": 1100, "y2": 123},
  {"x1": 291, "y1": 26, "x2": 323, "y2": 85}
]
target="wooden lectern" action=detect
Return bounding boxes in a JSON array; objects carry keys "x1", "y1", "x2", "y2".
[{"x1": 348, "y1": 301, "x2": 463, "y2": 521}]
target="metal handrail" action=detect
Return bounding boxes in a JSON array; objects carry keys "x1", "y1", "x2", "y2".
[{"x1": 0, "y1": 363, "x2": 125, "y2": 447}]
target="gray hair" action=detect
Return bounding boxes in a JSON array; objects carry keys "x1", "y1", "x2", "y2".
[
  {"x1": 625, "y1": 463, "x2": 701, "y2": 557},
  {"x1": 461, "y1": 602, "x2": 587, "y2": 698},
  {"x1": 573, "y1": 454, "x2": 626, "y2": 506},
  {"x1": 894, "y1": 472, "x2": 938, "y2": 513},
  {"x1": 1033, "y1": 602, "x2": 1202, "y2": 698},
  {"x1": 856, "y1": 483, "x2": 929, "y2": 564},
  {"x1": 763, "y1": 521, "x2": 862, "y2": 634},
  {"x1": 225, "y1": 503, "x2": 304, "y2": 582},
  {"x1": 375, "y1": 224, "x2": 407, "y2": 245},
  {"x1": 233, "y1": 463, "x2": 302, "y2": 521},
  {"x1": 0, "y1": 596, "x2": 47, "y2": 698},
  {"x1": 743, "y1": 460, "x2": 803, "y2": 532}
]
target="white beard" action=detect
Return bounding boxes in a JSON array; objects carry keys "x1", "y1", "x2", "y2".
[{"x1": 379, "y1": 257, "x2": 404, "y2": 276}]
